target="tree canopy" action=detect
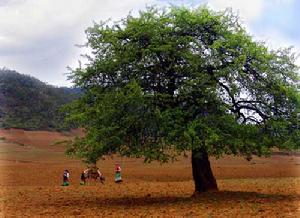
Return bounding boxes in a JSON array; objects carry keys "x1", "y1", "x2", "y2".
[{"x1": 66, "y1": 6, "x2": 299, "y2": 166}]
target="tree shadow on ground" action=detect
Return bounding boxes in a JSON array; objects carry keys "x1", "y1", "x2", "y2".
[{"x1": 63, "y1": 190, "x2": 299, "y2": 208}]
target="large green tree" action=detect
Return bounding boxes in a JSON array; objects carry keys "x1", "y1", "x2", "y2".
[{"x1": 66, "y1": 7, "x2": 299, "y2": 193}]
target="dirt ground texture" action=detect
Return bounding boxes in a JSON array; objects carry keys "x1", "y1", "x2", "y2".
[{"x1": 0, "y1": 129, "x2": 299, "y2": 217}]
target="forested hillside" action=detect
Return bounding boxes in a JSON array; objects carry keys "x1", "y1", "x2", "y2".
[{"x1": 0, "y1": 68, "x2": 80, "y2": 130}]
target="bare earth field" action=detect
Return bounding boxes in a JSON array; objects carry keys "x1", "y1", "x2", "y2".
[{"x1": 0, "y1": 129, "x2": 299, "y2": 217}]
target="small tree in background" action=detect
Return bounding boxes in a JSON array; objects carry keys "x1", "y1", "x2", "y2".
[{"x1": 65, "y1": 6, "x2": 299, "y2": 194}]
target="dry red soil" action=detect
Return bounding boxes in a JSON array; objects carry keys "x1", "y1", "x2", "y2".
[{"x1": 0, "y1": 129, "x2": 299, "y2": 217}]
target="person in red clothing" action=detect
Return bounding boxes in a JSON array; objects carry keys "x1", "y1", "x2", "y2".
[{"x1": 114, "y1": 163, "x2": 122, "y2": 183}]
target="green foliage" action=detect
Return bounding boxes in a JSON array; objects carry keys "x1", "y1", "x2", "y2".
[
  {"x1": 0, "y1": 68, "x2": 81, "y2": 130},
  {"x1": 65, "y1": 6, "x2": 299, "y2": 163}
]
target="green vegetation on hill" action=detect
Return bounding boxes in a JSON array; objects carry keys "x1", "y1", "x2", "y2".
[{"x1": 0, "y1": 68, "x2": 80, "y2": 130}]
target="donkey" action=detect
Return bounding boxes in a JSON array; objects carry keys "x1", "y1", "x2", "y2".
[{"x1": 81, "y1": 167, "x2": 105, "y2": 184}]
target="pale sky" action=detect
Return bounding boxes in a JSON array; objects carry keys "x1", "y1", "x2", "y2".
[{"x1": 0, "y1": 0, "x2": 299, "y2": 87}]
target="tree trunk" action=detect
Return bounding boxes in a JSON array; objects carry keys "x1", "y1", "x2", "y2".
[{"x1": 192, "y1": 148, "x2": 218, "y2": 194}]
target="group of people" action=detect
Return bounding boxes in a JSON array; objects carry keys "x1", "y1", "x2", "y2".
[{"x1": 62, "y1": 163, "x2": 122, "y2": 186}]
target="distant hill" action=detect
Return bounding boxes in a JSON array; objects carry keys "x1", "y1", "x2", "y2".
[{"x1": 0, "y1": 68, "x2": 81, "y2": 130}]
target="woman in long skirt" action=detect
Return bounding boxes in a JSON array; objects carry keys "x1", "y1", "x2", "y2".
[
  {"x1": 62, "y1": 169, "x2": 70, "y2": 186},
  {"x1": 114, "y1": 163, "x2": 122, "y2": 183}
]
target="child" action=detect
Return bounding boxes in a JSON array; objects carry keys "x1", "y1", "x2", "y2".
[
  {"x1": 114, "y1": 163, "x2": 122, "y2": 183},
  {"x1": 97, "y1": 168, "x2": 105, "y2": 184},
  {"x1": 80, "y1": 171, "x2": 86, "y2": 185},
  {"x1": 62, "y1": 169, "x2": 70, "y2": 186}
]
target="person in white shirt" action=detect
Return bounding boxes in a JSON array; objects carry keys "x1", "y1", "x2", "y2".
[{"x1": 62, "y1": 169, "x2": 70, "y2": 186}]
